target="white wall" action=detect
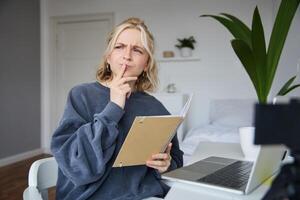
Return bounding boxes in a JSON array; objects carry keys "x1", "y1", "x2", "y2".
[{"x1": 42, "y1": 0, "x2": 300, "y2": 148}]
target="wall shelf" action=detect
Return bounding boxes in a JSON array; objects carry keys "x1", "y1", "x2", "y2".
[{"x1": 157, "y1": 57, "x2": 201, "y2": 63}]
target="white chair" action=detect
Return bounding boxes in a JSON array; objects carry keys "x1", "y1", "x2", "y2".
[
  {"x1": 23, "y1": 157, "x2": 58, "y2": 200},
  {"x1": 22, "y1": 157, "x2": 163, "y2": 200}
]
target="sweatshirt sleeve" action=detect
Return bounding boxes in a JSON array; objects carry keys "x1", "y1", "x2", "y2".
[
  {"x1": 168, "y1": 133, "x2": 183, "y2": 171},
  {"x1": 50, "y1": 87, "x2": 124, "y2": 186}
]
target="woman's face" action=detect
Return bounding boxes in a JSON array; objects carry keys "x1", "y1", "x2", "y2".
[{"x1": 107, "y1": 28, "x2": 149, "y2": 79}]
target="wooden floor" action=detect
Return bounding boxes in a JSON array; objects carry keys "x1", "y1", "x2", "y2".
[{"x1": 0, "y1": 154, "x2": 55, "y2": 200}]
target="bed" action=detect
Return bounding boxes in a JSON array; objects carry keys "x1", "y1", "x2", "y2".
[{"x1": 180, "y1": 99, "x2": 255, "y2": 165}]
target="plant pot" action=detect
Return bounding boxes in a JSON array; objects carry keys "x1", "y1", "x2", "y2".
[
  {"x1": 180, "y1": 47, "x2": 192, "y2": 57},
  {"x1": 272, "y1": 96, "x2": 289, "y2": 104},
  {"x1": 239, "y1": 126, "x2": 261, "y2": 161}
]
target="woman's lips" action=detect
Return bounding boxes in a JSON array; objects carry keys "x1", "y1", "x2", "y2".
[{"x1": 122, "y1": 64, "x2": 130, "y2": 70}]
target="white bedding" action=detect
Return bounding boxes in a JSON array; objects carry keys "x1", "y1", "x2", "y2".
[
  {"x1": 180, "y1": 124, "x2": 240, "y2": 165},
  {"x1": 179, "y1": 99, "x2": 255, "y2": 165}
]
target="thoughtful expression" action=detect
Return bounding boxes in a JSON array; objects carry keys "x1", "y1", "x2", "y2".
[{"x1": 107, "y1": 28, "x2": 149, "y2": 78}]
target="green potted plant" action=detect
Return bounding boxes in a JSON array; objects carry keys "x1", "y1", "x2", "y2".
[
  {"x1": 201, "y1": 0, "x2": 300, "y2": 161},
  {"x1": 175, "y1": 36, "x2": 196, "y2": 57},
  {"x1": 201, "y1": 0, "x2": 300, "y2": 104}
]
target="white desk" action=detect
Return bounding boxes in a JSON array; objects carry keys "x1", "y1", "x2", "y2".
[
  {"x1": 163, "y1": 142, "x2": 273, "y2": 200},
  {"x1": 164, "y1": 181, "x2": 270, "y2": 200}
]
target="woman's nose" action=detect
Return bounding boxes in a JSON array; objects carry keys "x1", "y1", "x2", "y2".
[{"x1": 123, "y1": 47, "x2": 132, "y2": 60}]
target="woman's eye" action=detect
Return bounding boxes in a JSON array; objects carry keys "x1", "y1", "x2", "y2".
[
  {"x1": 134, "y1": 49, "x2": 143, "y2": 54},
  {"x1": 114, "y1": 45, "x2": 122, "y2": 49}
]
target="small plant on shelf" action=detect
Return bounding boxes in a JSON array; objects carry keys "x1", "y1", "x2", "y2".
[
  {"x1": 175, "y1": 36, "x2": 196, "y2": 57},
  {"x1": 175, "y1": 36, "x2": 196, "y2": 50}
]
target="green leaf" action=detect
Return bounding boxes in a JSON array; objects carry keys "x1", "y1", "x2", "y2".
[
  {"x1": 201, "y1": 15, "x2": 252, "y2": 48},
  {"x1": 201, "y1": 0, "x2": 300, "y2": 104},
  {"x1": 220, "y1": 13, "x2": 252, "y2": 48},
  {"x1": 279, "y1": 84, "x2": 300, "y2": 96},
  {"x1": 277, "y1": 76, "x2": 297, "y2": 96},
  {"x1": 231, "y1": 39, "x2": 265, "y2": 103},
  {"x1": 266, "y1": 0, "x2": 300, "y2": 94},
  {"x1": 251, "y1": 7, "x2": 267, "y2": 99}
]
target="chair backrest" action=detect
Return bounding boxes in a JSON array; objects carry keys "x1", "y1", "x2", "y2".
[{"x1": 28, "y1": 157, "x2": 58, "y2": 199}]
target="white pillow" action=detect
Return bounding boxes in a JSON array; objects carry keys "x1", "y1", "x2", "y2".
[{"x1": 209, "y1": 99, "x2": 256, "y2": 127}]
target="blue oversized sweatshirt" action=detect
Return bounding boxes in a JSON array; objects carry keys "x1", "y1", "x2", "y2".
[{"x1": 51, "y1": 82, "x2": 183, "y2": 200}]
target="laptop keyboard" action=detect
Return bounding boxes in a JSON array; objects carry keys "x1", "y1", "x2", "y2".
[{"x1": 197, "y1": 160, "x2": 253, "y2": 190}]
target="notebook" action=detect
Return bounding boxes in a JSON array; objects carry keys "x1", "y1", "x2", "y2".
[
  {"x1": 112, "y1": 94, "x2": 193, "y2": 167},
  {"x1": 162, "y1": 145, "x2": 285, "y2": 194}
]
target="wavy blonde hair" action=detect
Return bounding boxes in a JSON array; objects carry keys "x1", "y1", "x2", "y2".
[{"x1": 96, "y1": 17, "x2": 158, "y2": 92}]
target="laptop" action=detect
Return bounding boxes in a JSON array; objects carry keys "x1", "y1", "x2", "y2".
[{"x1": 162, "y1": 145, "x2": 285, "y2": 195}]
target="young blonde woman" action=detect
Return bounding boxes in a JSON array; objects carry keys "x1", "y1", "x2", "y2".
[{"x1": 51, "y1": 17, "x2": 183, "y2": 200}]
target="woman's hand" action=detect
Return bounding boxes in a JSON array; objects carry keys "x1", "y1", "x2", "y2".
[
  {"x1": 109, "y1": 64, "x2": 137, "y2": 109},
  {"x1": 146, "y1": 143, "x2": 172, "y2": 173}
]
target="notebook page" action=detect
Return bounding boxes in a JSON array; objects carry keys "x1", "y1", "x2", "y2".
[{"x1": 180, "y1": 93, "x2": 193, "y2": 118}]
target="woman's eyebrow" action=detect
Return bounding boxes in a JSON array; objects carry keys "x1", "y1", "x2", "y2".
[
  {"x1": 133, "y1": 45, "x2": 144, "y2": 50},
  {"x1": 115, "y1": 42, "x2": 144, "y2": 49},
  {"x1": 115, "y1": 42, "x2": 124, "y2": 46}
]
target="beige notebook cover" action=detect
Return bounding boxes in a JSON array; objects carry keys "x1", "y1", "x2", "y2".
[{"x1": 113, "y1": 94, "x2": 193, "y2": 167}]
